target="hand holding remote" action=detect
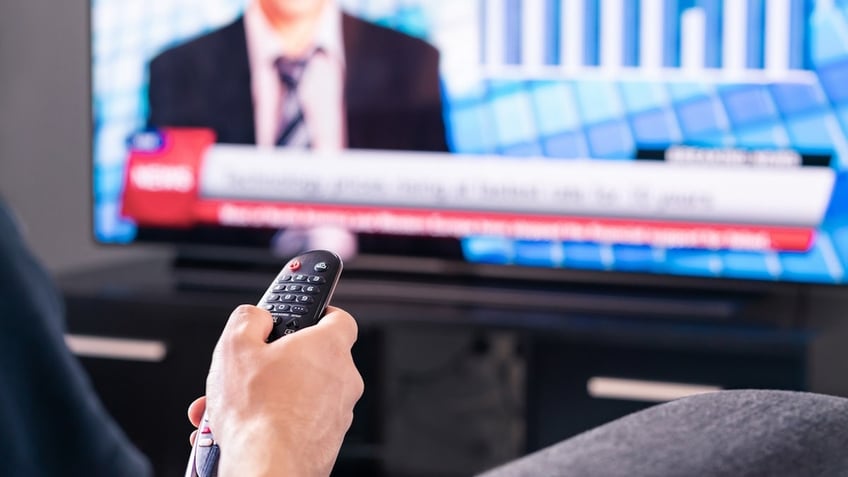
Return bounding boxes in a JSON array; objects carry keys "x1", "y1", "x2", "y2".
[
  {"x1": 186, "y1": 251, "x2": 363, "y2": 477},
  {"x1": 205, "y1": 305, "x2": 363, "y2": 477}
]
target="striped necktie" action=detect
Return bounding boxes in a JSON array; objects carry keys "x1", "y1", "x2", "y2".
[{"x1": 274, "y1": 56, "x2": 311, "y2": 147}]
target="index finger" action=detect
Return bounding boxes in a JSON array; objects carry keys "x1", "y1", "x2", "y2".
[{"x1": 187, "y1": 396, "x2": 206, "y2": 428}]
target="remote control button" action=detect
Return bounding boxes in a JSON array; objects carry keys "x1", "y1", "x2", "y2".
[
  {"x1": 303, "y1": 285, "x2": 320, "y2": 294},
  {"x1": 294, "y1": 274, "x2": 308, "y2": 282},
  {"x1": 314, "y1": 261, "x2": 328, "y2": 272},
  {"x1": 287, "y1": 284, "x2": 303, "y2": 292},
  {"x1": 201, "y1": 426, "x2": 212, "y2": 434},
  {"x1": 275, "y1": 304, "x2": 291, "y2": 312},
  {"x1": 263, "y1": 304, "x2": 275, "y2": 311},
  {"x1": 271, "y1": 313, "x2": 291, "y2": 325},
  {"x1": 281, "y1": 294, "x2": 296, "y2": 302},
  {"x1": 198, "y1": 438, "x2": 215, "y2": 447},
  {"x1": 272, "y1": 284, "x2": 287, "y2": 292},
  {"x1": 277, "y1": 275, "x2": 292, "y2": 282},
  {"x1": 307, "y1": 276, "x2": 325, "y2": 284},
  {"x1": 297, "y1": 295, "x2": 314, "y2": 304},
  {"x1": 288, "y1": 260, "x2": 301, "y2": 271},
  {"x1": 286, "y1": 319, "x2": 300, "y2": 329},
  {"x1": 290, "y1": 305, "x2": 308, "y2": 314}
]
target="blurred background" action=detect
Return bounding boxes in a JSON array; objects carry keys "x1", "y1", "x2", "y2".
[{"x1": 5, "y1": 1, "x2": 848, "y2": 477}]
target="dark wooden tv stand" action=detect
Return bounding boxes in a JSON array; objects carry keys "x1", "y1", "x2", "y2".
[{"x1": 58, "y1": 256, "x2": 848, "y2": 477}]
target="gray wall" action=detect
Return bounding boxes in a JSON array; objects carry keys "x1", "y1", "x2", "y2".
[{"x1": 0, "y1": 0, "x2": 165, "y2": 272}]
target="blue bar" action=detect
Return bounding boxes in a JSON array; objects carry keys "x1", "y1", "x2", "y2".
[
  {"x1": 623, "y1": 0, "x2": 640, "y2": 66},
  {"x1": 697, "y1": 0, "x2": 722, "y2": 68},
  {"x1": 545, "y1": 0, "x2": 561, "y2": 65},
  {"x1": 664, "y1": 0, "x2": 681, "y2": 67},
  {"x1": 788, "y1": 0, "x2": 811, "y2": 69},
  {"x1": 506, "y1": 0, "x2": 522, "y2": 64},
  {"x1": 584, "y1": 0, "x2": 600, "y2": 66},
  {"x1": 480, "y1": 0, "x2": 487, "y2": 64},
  {"x1": 745, "y1": 0, "x2": 765, "y2": 69}
]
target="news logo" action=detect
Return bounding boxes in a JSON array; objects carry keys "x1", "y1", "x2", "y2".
[{"x1": 129, "y1": 163, "x2": 195, "y2": 193}]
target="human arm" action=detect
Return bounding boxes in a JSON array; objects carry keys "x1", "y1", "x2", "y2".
[{"x1": 0, "y1": 198, "x2": 151, "y2": 476}]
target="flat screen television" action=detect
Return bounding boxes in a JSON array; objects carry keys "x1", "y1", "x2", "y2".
[{"x1": 91, "y1": 0, "x2": 848, "y2": 287}]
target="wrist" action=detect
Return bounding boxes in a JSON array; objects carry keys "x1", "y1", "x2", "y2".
[{"x1": 216, "y1": 419, "x2": 324, "y2": 477}]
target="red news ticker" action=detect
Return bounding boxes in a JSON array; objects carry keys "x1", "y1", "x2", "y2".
[
  {"x1": 120, "y1": 128, "x2": 814, "y2": 253},
  {"x1": 188, "y1": 200, "x2": 813, "y2": 252}
]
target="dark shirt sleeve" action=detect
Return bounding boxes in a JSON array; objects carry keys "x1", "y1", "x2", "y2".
[{"x1": 0, "y1": 199, "x2": 151, "y2": 477}]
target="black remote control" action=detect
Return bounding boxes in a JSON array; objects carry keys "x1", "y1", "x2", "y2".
[{"x1": 185, "y1": 250, "x2": 343, "y2": 477}]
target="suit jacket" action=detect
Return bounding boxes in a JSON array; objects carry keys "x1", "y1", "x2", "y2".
[{"x1": 147, "y1": 14, "x2": 448, "y2": 152}]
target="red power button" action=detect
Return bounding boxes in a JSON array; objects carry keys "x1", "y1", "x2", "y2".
[{"x1": 288, "y1": 260, "x2": 301, "y2": 271}]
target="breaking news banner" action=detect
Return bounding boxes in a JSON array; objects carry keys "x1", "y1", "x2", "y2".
[{"x1": 122, "y1": 128, "x2": 825, "y2": 253}]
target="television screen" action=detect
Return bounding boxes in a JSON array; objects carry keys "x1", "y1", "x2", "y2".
[{"x1": 92, "y1": 0, "x2": 848, "y2": 284}]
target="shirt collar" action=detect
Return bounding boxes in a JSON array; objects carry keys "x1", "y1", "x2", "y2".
[{"x1": 244, "y1": 1, "x2": 345, "y2": 66}]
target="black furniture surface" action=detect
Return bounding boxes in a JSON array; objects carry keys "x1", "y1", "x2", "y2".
[{"x1": 57, "y1": 256, "x2": 844, "y2": 477}]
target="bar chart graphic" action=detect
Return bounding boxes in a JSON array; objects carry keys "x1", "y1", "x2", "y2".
[{"x1": 481, "y1": 0, "x2": 812, "y2": 76}]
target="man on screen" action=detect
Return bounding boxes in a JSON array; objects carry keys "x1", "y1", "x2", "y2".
[
  {"x1": 146, "y1": 0, "x2": 448, "y2": 153},
  {"x1": 143, "y1": 0, "x2": 458, "y2": 258}
]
